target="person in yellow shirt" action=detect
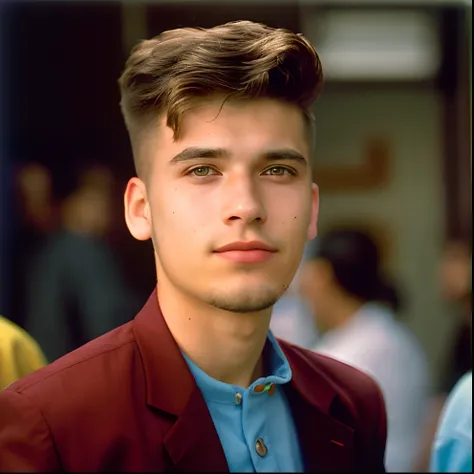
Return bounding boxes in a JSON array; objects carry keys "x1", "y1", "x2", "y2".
[{"x1": 0, "y1": 315, "x2": 47, "y2": 389}]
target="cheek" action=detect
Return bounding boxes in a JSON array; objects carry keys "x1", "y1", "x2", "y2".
[
  {"x1": 273, "y1": 192, "x2": 313, "y2": 244},
  {"x1": 268, "y1": 185, "x2": 311, "y2": 217},
  {"x1": 151, "y1": 187, "x2": 210, "y2": 245}
]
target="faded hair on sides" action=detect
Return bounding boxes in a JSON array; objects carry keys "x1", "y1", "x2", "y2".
[{"x1": 118, "y1": 20, "x2": 323, "y2": 177}]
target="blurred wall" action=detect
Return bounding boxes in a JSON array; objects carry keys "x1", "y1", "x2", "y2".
[
  {"x1": 297, "y1": 2, "x2": 471, "y2": 387},
  {"x1": 311, "y1": 87, "x2": 452, "y2": 385}
]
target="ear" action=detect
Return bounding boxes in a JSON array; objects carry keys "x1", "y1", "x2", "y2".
[
  {"x1": 124, "y1": 177, "x2": 152, "y2": 241},
  {"x1": 307, "y1": 183, "x2": 319, "y2": 241}
]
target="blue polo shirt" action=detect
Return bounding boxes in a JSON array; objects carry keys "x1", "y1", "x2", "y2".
[
  {"x1": 430, "y1": 371, "x2": 472, "y2": 473},
  {"x1": 181, "y1": 331, "x2": 304, "y2": 472}
]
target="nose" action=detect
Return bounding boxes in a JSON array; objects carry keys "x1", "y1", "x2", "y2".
[{"x1": 220, "y1": 174, "x2": 267, "y2": 226}]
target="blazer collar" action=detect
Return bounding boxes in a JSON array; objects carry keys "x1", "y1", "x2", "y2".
[
  {"x1": 133, "y1": 290, "x2": 228, "y2": 471},
  {"x1": 133, "y1": 289, "x2": 355, "y2": 472},
  {"x1": 133, "y1": 290, "x2": 195, "y2": 416},
  {"x1": 279, "y1": 341, "x2": 356, "y2": 472}
]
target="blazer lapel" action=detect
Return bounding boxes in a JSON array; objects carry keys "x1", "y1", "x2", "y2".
[
  {"x1": 133, "y1": 291, "x2": 228, "y2": 472},
  {"x1": 163, "y1": 385, "x2": 229, "y2": 472},
  {"x1": 133, "y1": 292, "x2": 355, "y2": 472},
  {"x1": 281, "y1": 342, "x2": 356, "y2": 472},
  {"x1": 285, "y1": 386, "x2": 355, "y2": 472}
]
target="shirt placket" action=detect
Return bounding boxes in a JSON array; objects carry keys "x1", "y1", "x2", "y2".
[{"x1": 241, "y1": 382, "x2": 280, "y2": 472}]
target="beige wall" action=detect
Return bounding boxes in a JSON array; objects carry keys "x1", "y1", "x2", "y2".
[{"x1": 310, "y1": 87, "x2": 457, "y2": 386}]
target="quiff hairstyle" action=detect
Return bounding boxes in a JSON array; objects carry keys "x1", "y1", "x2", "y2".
[{"x1": 119, "y1": 20, "x2": 323, "y2": 177}]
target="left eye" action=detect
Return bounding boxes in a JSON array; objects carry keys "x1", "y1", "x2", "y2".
[
  {"x1": 263, "y1": 167, "x2": 293, "y2": 176},
  {"x1": 189, "y1": 166, "x2": 217, "y2": 177}
]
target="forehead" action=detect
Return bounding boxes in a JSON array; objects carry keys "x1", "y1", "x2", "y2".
[{"x1": 155, "y1": 98, "x2": 310, "y2": 158}]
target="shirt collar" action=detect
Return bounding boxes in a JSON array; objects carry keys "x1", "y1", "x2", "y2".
[{"x1": 181, "y1": 330, "x2": 292, "y2": 405}]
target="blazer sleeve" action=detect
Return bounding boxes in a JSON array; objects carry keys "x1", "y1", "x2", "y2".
[
  {"x1": 0, "y1": 389, "x2": 61, "y2": 472},
  {"x1": 370, "y1": 380, "x2": 388, "y2": 472}
]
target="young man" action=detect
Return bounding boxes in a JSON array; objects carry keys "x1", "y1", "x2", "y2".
[{"x1": 0, "y1": 21, "x2": 387, "y2": 472}]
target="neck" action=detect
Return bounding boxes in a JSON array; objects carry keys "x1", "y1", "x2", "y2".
[{"x1": 156, "y1": 278, "x2": 272, "y2": 389}]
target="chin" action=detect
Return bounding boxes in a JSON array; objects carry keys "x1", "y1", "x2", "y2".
[{"x1": 203, "y1": 282, "x2": 286, "y2": 314}]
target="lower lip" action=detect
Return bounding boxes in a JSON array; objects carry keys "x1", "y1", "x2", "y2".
[{"x1": 215, "y1": 250, "x2": 275, "y2": 263}]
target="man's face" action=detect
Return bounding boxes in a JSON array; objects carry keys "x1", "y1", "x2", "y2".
[{"x1": 125, "y1": 97, "x2": 319, "y2": 313}]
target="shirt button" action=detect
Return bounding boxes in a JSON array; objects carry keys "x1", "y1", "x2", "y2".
[
  {"x1": 235, "y1": 393, "x2": 242, "y2": 405},
  {"x1": 255, "y1": 438, "x2": 268, "y2": 457}
]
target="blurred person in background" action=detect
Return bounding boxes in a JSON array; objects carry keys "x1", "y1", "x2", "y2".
[
  {"x1": 25, "y1": 163, "x2": 138, "y2": 362},
  {"x1": 10, "y1": 162, "x2": 57, "y2": 328},
  {"x1": 414, "y1": 237, "x2": 472, "y2": 471},
  {"x1": 0, "y1": 314, "x2": 47, "y2": 389},
  {"x1": 299, "y1": 228, "x2": 429, "y2": 472},
  {"x1": 430, "y1": 370, "x2": 472, "y2": 472},
  {"x1": 14, "y1": 161, "x2": 56, "y2": 237}
]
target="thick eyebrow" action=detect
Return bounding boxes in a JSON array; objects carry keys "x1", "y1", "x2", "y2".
[
  {"x1": 262, "y1": 149, "x2": 308, "y2": 166},
  {"x1": 170, "y1": 147, "x2": 229, "y2": 163},
  {"x1": 169, "y1": 147, "x2": 307, "y2": 165}
]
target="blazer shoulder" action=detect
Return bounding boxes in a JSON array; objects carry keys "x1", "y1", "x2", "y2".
[
  {"x1": 0, "y1": 320, "x2": 158, "y2": 471},
  {"x1": 278, "y1": 340, "x2": 387, "y2": 471},
  {"x1": 5, "y1": 321, "x2": 137, "y2": 397},
  {"x1": 279, "y1": 339, "x2": 385, "y2": 405}
]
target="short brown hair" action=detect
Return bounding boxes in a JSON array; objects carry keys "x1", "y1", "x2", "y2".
[{"x1": 119, "y1": 20, "x2": 323, "y2": 176}]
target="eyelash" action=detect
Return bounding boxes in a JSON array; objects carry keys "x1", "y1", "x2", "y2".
[
  {"x1": 188, "y1": 166, "x2": 219, "y2": 177},
  {"x1": 263, "y1": 166, "x2": 297, "y2": 176},
  {"x1": 187, "y1": 165, "x2": 297, "y2": 178}
]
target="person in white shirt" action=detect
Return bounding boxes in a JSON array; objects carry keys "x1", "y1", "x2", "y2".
[{"x1": 298, "y1": 228, "x2": 429, "y2": 472}]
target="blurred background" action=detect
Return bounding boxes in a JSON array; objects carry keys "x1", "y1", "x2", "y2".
[{"x1": 0, "y1": 0, "x2": 471, "y2": 470}]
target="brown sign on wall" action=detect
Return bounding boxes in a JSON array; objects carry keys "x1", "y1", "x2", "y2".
[{"x1": 313, "y1": 137, "x2": 391, "y2": 193}]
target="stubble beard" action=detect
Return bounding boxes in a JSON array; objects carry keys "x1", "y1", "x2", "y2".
[{"x1": 203, "y1": 284, "x2": 288, "y2": 314}]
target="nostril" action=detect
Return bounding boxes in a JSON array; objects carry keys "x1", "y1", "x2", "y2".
[{"x1": 225, "y1": 215, "x2": 265, "y2": 223}]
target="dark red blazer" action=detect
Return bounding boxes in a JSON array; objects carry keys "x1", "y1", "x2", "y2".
[{"x1": 0, "y1": 291, "x2": 387, "y2": 472}]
